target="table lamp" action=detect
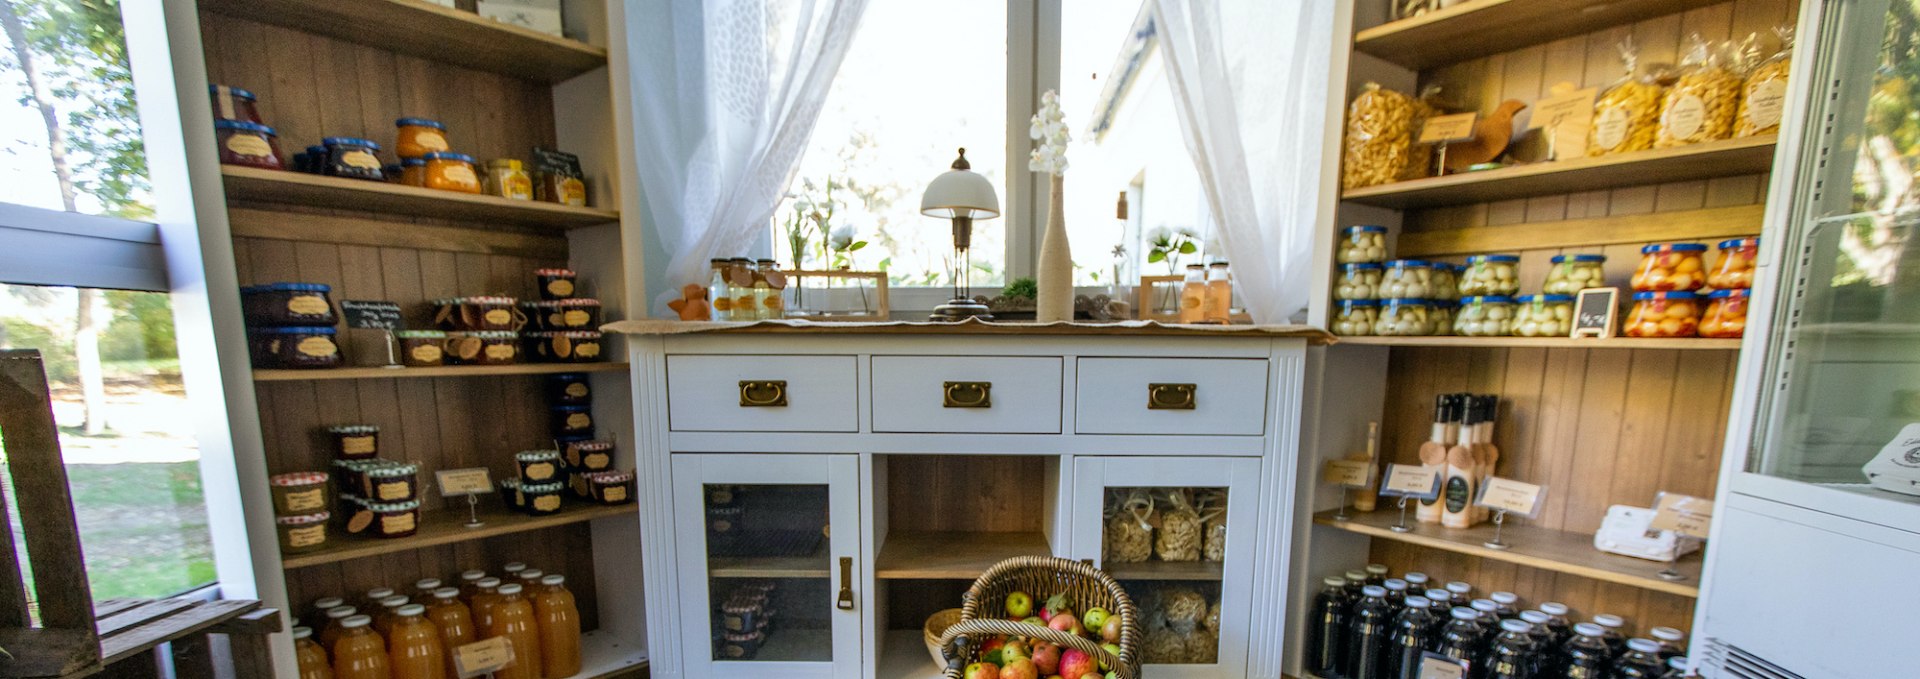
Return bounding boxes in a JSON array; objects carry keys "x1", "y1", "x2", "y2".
[{"x1": 921, "y1": 148, "x2": 1001, "y2": 322}]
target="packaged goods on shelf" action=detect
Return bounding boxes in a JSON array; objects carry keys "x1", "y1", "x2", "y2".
[
  {"x1": 1338, "y1": 225, "x2": 1389, "y2": 264},
  {"x1": 394, "y1": 117, "x2": 450, "y2": 159},
  {"x1": 1589, "y1": 38, "x2": 1666, "y2": 157},
  {"x1": 534, "y1": 147, "x2": 588, "y2": 206},
  {"x1": 1453, "y1": 295, "x2": 1515, "y2": 337},
  {"x1": 485, "y1": 158, "x2": 534, "y2": 200},
  {"x1": 1633, "y1": 243, "x2": 1710, "y2": 292},
  {"x1": 1512, "y1": 294, "x2": 1575, "y2": 337},
  {"x1": 1737, "y1": 27, "x2": 1794, "y2": 137},
  {"x1": 422, "y1": 152, "x2": 483, "y2": 194},
  {"x1": 1104, "y1": 489, "x2": 1154, "y2": 562},
  {"x1": 216, "y1": 120, "x2": 283, "y2": 169},
  {"x1": 1459, "y1": 255, "x2": 1520, "y2": 297},
  {"x1": 1342, "y1": 84, "x2": 1416, "y2": 190},
  {"x1": 1334, "y1": 299, "x2": 1378, "y2": 336},
  {"x1": 1542, "y1": 254, "x2": 1606, "y2": 295},
  {"x1": 1625, "y1": 291, "x2": 1703, "y2": 338},
  {"x1": 1656, "y1": 34, "x2": 1742, "y2": 148},
  {"x1": 321, "y1": 137, "x2": 386, "y2": 181},
  {"x1": 1374, "y1": 298, "x2": 1434, "y2": 336},
  {"x1": 1700, "y1": 289, "x2": 1749, "y2": 339},
  {"x1": 1336, "y1": 263, "x2": 1384, "y2": 300},
  {"x1": 1708, "y1": 237, "x2": 1759, "y2": 289},
  {"x1": 1381, "y1": 260, "x2": 1434, "y2": 299},
  {"x1": 210, "y1": 84, "x2": 261, "y2": 123},
  {"x1": 396, "y1": 330, "x2": 449, "y2": 366}
]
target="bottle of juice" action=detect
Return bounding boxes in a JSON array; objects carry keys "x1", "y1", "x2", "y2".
[
  {"x1": 1203, "y1": 261, "x2": 1232, "y2": 323},
  {"x1": 1177, "y1": 264, "x2": 1207, "y2": 323},
  {"x1": 387, "y1": 604, "x2": 446, "y2": 679},
  {"x1": 294, "y1": 626, "x2": 334, "y2": 679},
  {"x1": 469, "y1": 578, "x2": 505, "y2": 633},
  {"x1": 535, "y1": 574, "x2": 582, "y2": 678},
  {"x1": 515, "y1": 568, "x2": 545, "y2": 587},
  {"x1": 413, "y1": 579, "x2": 441, "y2": 601},
  {"x1": 375, "y1": 596, "x2": 411, "y2": 637},
  {"x1": 485, "y1": 583, "x2": 543, "y2": 679},
  {"x1": 363, "y1": 588, "x2": 395, "y2": 612},
  {"x1": 457, "y1": 570, "x2": 487, "y2": 602},
  {"x1": 319, "y1": 606, "x2": 360, "y2": 657},
  {"x1": 309, "y1": 597, "x2": 346, "y2": 630},
  {"x1": 424, "y1": 588, "x2": 475, "y2": 679},
  {"x1": 330, "y1": 614, "x2": 392, "y2": 679}
]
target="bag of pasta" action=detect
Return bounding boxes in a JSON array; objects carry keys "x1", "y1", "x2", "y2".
[
  {"x1": 1342, "y1": 82, "x2": 1416, "y2": 190},
  {"x1": 1197, "y1": 489, "x2": 1228, "y2": 562},
  {"x1": 1154, "y1": 489, "x2": 1202, "y2": 562},
  {"x1": 1737, "y1": 26, "x2": 1794, "y2": 137},
  {"x1": 1588, "y1": 37, "x2": 1665, "y2": 157},
  {"x1": 1398, "y1": 87, "x2": 1450, "y2": 181},
  {"x1": 1103, "y1": 489, "x2": 1153, "y2": 563},
  {"x1": 1657, "y1": 33, "x2": 1742, "y2": 148}
]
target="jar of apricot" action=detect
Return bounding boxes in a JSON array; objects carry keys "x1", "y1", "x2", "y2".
[
  {"x1": 1699, "y1": 288, "x2": 1749, "y2": 338},
  {"x1": 1632, "y1": 243, "x2": 1708, "y2": 292},
  {"x1": 1624, "y1": 291, "x2": 1702, "y2": 338},
  {"x1": 394, "y1": 117, "x2": 449, "y2": 158},
  {"x1": 1708, "y1": 237, "x2": 1759, "y2": 290},
  {"x1": 422, "y1": 152, "x2": 481, "y2": 194}
]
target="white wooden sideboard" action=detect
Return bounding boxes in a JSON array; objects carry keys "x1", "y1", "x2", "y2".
[{"x1": 612, "y1": 321, "x2": 1329, "y2": 679}]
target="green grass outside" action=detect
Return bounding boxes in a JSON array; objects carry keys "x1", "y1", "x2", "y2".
[{"x1": 7, "y1": 461, "x2": 216, "y2": 602}]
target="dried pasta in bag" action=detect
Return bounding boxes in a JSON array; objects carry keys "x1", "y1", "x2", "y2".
[
  {"x1": 1589, "y1": 38, "x2": 1665, "y2": 157},
  {"x1": 1162, "y1": 588, "x2": 1209, "y2": 633},
  {"x1": 1398, "y1": 87, "x2": 1449, "y2": 181},
  {"x1": 1144, "y1": 626, "x2": 1188, "y2": 664},
  {"x1": 1204, "y1": 600, "x2": 1222, "y2": 635},
  {"x1": 1185, "y1": 628, "x2": 1220, "y2": 664},
  {"x1": 1657, "y1": 34, "x2": 1742, "y2": 148},
  {"x1": 1342, "y1": 83, "x2": 1415, "y2": 190},
  {"x1": 1197, "y1": 490, "x2": 1228, "y2": 562},
  {"x1": 1738, "y1": 27, "x2": 1793, "y2": 137},
  {"x1": 1104, "y1": 490, "x2": 1154, "y2": 563},
  {"x1": 1154, "y1": 489, "x2": 1202, "y2": 562}
]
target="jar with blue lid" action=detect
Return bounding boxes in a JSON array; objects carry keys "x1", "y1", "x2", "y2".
[
  {"x1": 1429, "y1": 299, "x2": 1456, "y2": 335},
  {"x1": 321, "y1": 137, "x2": 385, "y2": 181},
  {"x1": 1338, "y1": 225, "x2": 1389, "y2": 264},
  {"x1": 1543, "y1": 254, "x2": 1606, "y2": 294},
  {"x1": 1333, "y1": 299, "x2": 1378, "y2": 336},
  {"x1": 240, "y1": 282, "x2": 335, "y2": 326},
  {"x1": 215, "y1": 120, "x2": 281, "y2": 170},
  {"x1": 1381, "y1": 260, "x2": 1434, "y2": 298},
  {"x1": 395, "y1": 117, "x2": 450, "y2": 158},
  {"x1": 1374, "y1": 298, "x2": 1434, "y2": 336},
  {"x1": 1430, "y1": 263, "x2": 1461, "y2": 301},
  {"x1": 1513, "y1": 294, "x2": 1575, "y2": 337},
  {"x1": 247, "y1": 326, "x2": 340, "y2": 369},
  {"x1": 550, "y1": 404, "x2": 594, "y2": 438},
  {"x1": 208, "y1": 84, "x2": 260, "y2": 123},
  {"x1": 1336, "y1": 263, "x2": 1383, "y2": 300},
  {"x1": 1454, "y1": 295, "x2": 1516, "y2": 337},
  {"x1": 1460, "y1": 255, "x2": 1521, "y2": 296},
  {"x1": 1632, "y1": 243, "x2": 1708, "y2": 292}
]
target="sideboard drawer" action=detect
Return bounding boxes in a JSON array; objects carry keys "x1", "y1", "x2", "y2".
[
  {"x1": 1075, "y1": 358, "x2": 1268, "y2": 435},
  {"x1": 666, "y1": 355, "x2": 858, "y2": 432},
  {"x1": 870, "y1": 356, "x2": 1063, "y2": 433}
]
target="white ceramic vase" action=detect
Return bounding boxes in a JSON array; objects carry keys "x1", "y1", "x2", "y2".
[{"x1": 1036, "y1": 174, "x2": 1073, "y2": 322}]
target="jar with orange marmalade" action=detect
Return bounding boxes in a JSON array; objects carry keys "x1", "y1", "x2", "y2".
[
  {"x1": 394, "y1": 117, "x2": 450, "y2": 158},
  {"x1": 422, "y1": 152, "x2": 481, "y2": 194},
  {"x1": 485, "y1": 159, "x2": 533, "y2": 201},
  {"x1": 1708, "y1": 237, "x2": 1759, "y2": 289},
  {"x1": 1631, "y1": 243, "x2": 1708, "y2": 292},
  {"x1": 1700, "y1": 288, "x2": 1749, "y2": 338},
  {"x1": 1624, "y1": 291, "x2": 1702, "y2": 338}
]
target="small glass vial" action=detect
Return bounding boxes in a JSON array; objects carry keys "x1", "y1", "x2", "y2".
[
  {"x1": 1178, "y1": 264, "x2": 1207, "y2": 323},
  {"x1": 1204, "y1": 261, "x2": 1233, "y2": 323},
  {"x1": 729, "y1": 258, "x2": 758, "y2": 320},
  {"x1": 754, "y1": 259, "x2": 784, "y2": 319},
  {"x1": 709, "y1": 259, "x2": 734, "y2": 321}
]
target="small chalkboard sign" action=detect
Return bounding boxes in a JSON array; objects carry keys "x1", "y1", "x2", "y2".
[
  {"x1": 1571, "y1": 287, "x2": 1618, "y2": 339},
  {"x1": 341, "y1": 300, "x2": 403, "y2": 330}
]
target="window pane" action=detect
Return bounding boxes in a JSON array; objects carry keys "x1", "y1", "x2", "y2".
[
  {"x1": 0, "y1": 0, "x2": 151, "y2": 217},
  {"x1": 776, "y1": 1, "x2": 1007, "y2": 289},
  {"x1": 1, "y1": 284, "x2": 213, "y2": 601}
]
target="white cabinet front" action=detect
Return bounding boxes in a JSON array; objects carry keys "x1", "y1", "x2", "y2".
[
  {"x1": 1075, "y1": 358, "x2": 1269, "y2": 436},
  {"x1": 869, "y1": 356, "x2": 1063, "y2": 434},
  {"x1": 673, "y1": 454, "x2": 862, "y2": 679},
  {"x1": 667, "y1": 355, "x2": 859, "y2": 432}
]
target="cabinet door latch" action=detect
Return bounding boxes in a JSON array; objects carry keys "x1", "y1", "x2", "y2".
[{"x1": 835, "y1": 556, "x2": 855, "y2": 610}]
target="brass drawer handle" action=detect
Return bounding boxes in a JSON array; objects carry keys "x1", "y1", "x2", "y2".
[
  {"x1": 836, "y1": 556, "x2": 855, "y2": 610},
  {"x1": 943, "y1": 381, "x2": 992, "y2": 408},
  {"x1": 738, "y1": 380, "x2": 788, "y2": 407},
  {"x1": 1148, "y1": 383, "x2": 1196, "y2": 410}
]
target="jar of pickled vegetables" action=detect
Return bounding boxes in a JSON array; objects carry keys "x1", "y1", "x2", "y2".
[
  {"x1": 1429, "y1": 300, "x2": 1456, "y2": 336},
  {"x1": 1429, "y1": 263, "x2": 1461, "y2": 301},
  {"x1": 422, "y1": 152, "x2": 482, "y2": 194},
  {"x1": 1374, "y1": 298, "x2": 1434, "y2": 336},
  {"x1": 1542, "y1": 254, "x2": 1606, "y2": 294},
  {"x1": 394, "y1": 117, "x2": 450, "y2": 159},
  {"x1": 1338, "y1": 225, "x2": 1388, "y2": 264},
  {"x1": 1699, "y1": 288, "x2": 1748, "y2": 338},
  {"x1": 1454, "y1": 295, "x2": 1515, "y2": 337},
  {"x1": 1625, "y1": 291, "x2": 1702, "y2": 338},
  {"x1": 1333, "y1": 300, "x2": 1377, "y2": 336},
  {"x1": 1632, "y1": 243, "x2": 1708, "y2": 292},
  {"x1": 1459, "y1": 254, "x2": 1521, "y2": 296},
  {"x1": 1708, "y1": 237, "x2": 1759, "y2": 290},
  {"x1": 1335, "y1": 263, "x2": 1383, "y2": 300},
  {"x1": 1380, "y1": 260, "x2": 1433, "y2": 299},
  {"x1": 1512, "y1": 294, "x2": 1575, "y2": 337}
]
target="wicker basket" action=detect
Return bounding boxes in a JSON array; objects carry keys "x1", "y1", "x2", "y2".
[
  {"x1": 935, "y1": 556, "x2": 1141, "y2": 679},
  {"x1": 923, "y1": 608, "x2": 964, "y2": 667}
]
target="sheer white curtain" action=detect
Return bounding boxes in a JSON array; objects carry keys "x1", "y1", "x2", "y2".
[
  {"x1": 628, "y1": 0, "x2": 869, "y2": 315},
  {"x1": 1152, "y1": 0, "x2": 1334, "y2": 323}
]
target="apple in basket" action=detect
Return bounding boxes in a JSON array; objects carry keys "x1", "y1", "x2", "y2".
[
  {"x1": 1101, "y1": 617, "x2": 1120, "y2": 644},
  {"x1": 1058, "y1": 649, "x2": 1097, "y2": 679},
  {"x1": 964, "y1": 662, "x2": 999, "y2": 679},
  {"x1": 1000, "y1": 657, "x2": 1040, "y2": 679},
  {"x1": 1048, "y1": 612, "x2": 1084, "y2": 637},
  {"x1": 1006, "y1": 591, "x2": 1034, "y2": 618},
  {"x1": 1029, "y1": 641, "x2": 1061, "y2": 675},
  {"x1": 1081, "y1": 607, "x2": 1111, "y2": 634},
  {"x1": 1042, "y1": 593, "x2": 1073, "y2": 622},
  {"x1": 1000, "y1": 639, "x2": 1029, "y2": 661}
]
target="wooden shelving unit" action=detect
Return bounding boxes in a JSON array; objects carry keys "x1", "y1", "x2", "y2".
[
  {"x1": 709, "y1": 544, "x2": 832, "y2": 579},
  {"x1": 221, "y1": 167, "x2": 619, "y2": 228},
  {"x1": 1341, "y1": 137, "x2": 1778, "y2": 209},
  {"x1": 1313, "y1": 509, "x2": 1701, "y2": 597},
  {"x1": 197, "y1": 0, "x2": 607, "y2": 83},
  {"x1": 1353, "y1": 0, "x2": 1726, "y2": 69},
  {"x1": 254, "y1": 362, "x2": 629, "y2": 382},
  {"x1": 1335, "y1": 336, "x2": 1743, "y2": 350},
  {"x1": 282, "y1": 503, "x2": 633, "y2": 569},
  {"x1": 874, "y1": 531, "x2": 1052, "y2": 580},
  {"x1": 1102, "y1": 560, "x2": 1226, "y2": 582}
]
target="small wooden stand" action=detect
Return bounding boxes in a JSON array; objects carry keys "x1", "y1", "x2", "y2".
[{"x1": 785, "y1": 269, "x2": 891, "y2": 321}]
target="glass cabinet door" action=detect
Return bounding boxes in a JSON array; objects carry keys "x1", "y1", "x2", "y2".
[
  {"x1": 673, "y1": 454, "x2": 861, "y2": 679},
  {"x1": 1070, "y1": 457, "x2": 1260, "y2": 679}
]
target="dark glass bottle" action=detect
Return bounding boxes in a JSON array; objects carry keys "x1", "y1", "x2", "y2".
[
  {"x1": 1445, "y1": 581, "x2": 1473, "y2": 606},
  {"x1": 1485, "y1": 618, "x2": 1538, "y2": 679},
  {"x1": 1388, "y1": 596, "x2": 1437, "y2": 679},
  {"x1": 1612, "y1": 638, "x2": 1666, "y2": 678},
  {"x1": 1556, "y1": 622, "x2": 1613, "y2": 679},
  {"x1": 1347, "y1": 585, "x2": 1394, "y2": 679},
  {"x1": 1423, "y1": 589, "x2": 1455, "y2": 637},
  {"x1": 1346, "y1": 570, "x2": 1370, "y2": 599},
  {"x1": 1430, "y1": 607, "x2": 1487, "y2": 678},
  {"x1": 1403, "y1": 571, "x2": 1431, "y2": 593},
  {"x1": 1488, "y1": 591, "x2": 1521, "y2": 620},
  {"x1": 1383, "y1": 578, "x2": 1409, "y2": 616},
  {"x1": 1660, "y1": 655, "x2": 1690, "y2": 678},
  {"x1": 1590, "y1": 614, "x2": 1628, "y2": 655},
  {"x1": 1365, "y1": 564, "x2": 1390, "y2": 586},
  {"x1": 1537, "y1": 602, "x2": 1573, "y2": 646},
  {"x1": 1648, "y1": 627, "x2": 1686, "y2": 661},
  {"x1": 1469, "y1": 599, "x2": 1502, "y2": 641},
  {"x1": 1307, "y1": 576, "x2": 1351, "y2": 678},
  {"x1": 1517, "y1": 611, "x2": 1554, "y2": 657}
]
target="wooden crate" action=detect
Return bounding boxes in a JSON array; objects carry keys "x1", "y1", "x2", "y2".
[{"x1": 0, "y1": 350, "x2": 100, "y2": 678}]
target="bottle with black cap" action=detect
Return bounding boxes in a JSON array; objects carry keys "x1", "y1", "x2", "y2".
[
  {"x1": 1589, "y1": 614, "x2": 1628, "y2": 655},
  {"x1": 1485, "y1": 618, "x2": 1539, "y2": 679},
  {"x1": 1660, "y1": 655, "x2": 1691, "y2": 679},
  {"x1": 1554, "y1": 622, "x2": 1613, "y2": 679},
  {"x1": 1387, "y1": 595, "x2": 1438, "y2": 679},
  {"x1": 1430, "y1": 607, "x2": 1487, "y2": 677},
  {"x1": 1648, "y1": 626, "x2": 1686, "y2": 660},
  {"x1": 1347, "y1": 585, "x2": 1395, "y2": 679},
  {"x1": 1612, "y1": 638, "x2": 1667, "y2": 678},
  {"x1": 1307, "y1": 576, "x2": 1352, "y2": 679}
]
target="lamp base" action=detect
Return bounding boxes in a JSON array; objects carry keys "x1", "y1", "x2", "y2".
[{"x1": 929, "y1": 297, "x2": 993, "y2": 323}]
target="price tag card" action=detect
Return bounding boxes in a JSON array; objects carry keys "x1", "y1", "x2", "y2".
[
  {"x1": 1650, "y1": 492, "x2": 1714, "y2": 539},
  {"x1": 1324, "y1": 459, "x2": 1376, "y2": 488},
  {"x1": 1418, "y1": 652, "x2": 1468, "y2": 679},
  {"x1": 1380, "y1": 464, "x2": 1442, "y2": 501},
  {"x1": 1528, "y1": 87, "x2": 1597, "y2": 158},
  {"x1": 436, "y1": 468, "x2": 495, "y2": 497},
  {"x1": 341, "y1": 300, "x2": 403, "y2": 330},
  {"x1": 1419, "y1": 112, "x2": 1479, "y2": 144},
  {"x1": 1474, "y1": 477, "x2": 1547, "y2": 519},
  {"x1": 453, "y1": 636, "x2": 515, "y2": 677},
  {"x1": 1571, "y1": 287, "x2": 1619, "y2": 339}
]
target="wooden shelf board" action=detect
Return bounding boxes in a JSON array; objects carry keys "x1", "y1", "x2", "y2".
[
  {"x1": 1102, "y1": 560, "x2": 1225, "y2": 582},
  {"x1": 709, "y1": 544, "x2": 831, "y2": 579},
  {"x1": 875, "y1": 531, "x2": 1052, "y2": 580},
  {"x1": 1341, "y1": 137, "x2": 1777, "y2": 210},
  {"x1": 281, "y1": 503, "x2": 633, "y2": 569},
  {"x1": 255, "y1": 362, "x2": 629, "y2": 382},
  {"x1": 1397, "y1": 205, "x2": 1765, "y2": 258},
  {"x1": 1312, "y1": 509, "x2": 1701, "y2": 597},
  {"x1": 220, "y1": 166, "x2": 619, "y2": 228},
  {"x1": 576, "y1": 630, "x2": 649, "y2": 678},
  {"x1": 199, "y1": 0, "x2": 607, "y2": 83},
  {"x1": 1335, "y1": 337, "x2": 1742, "y2": 350},
  {"x1": 1353, "y1": 0, "x2": 1724, "y2": 70}
]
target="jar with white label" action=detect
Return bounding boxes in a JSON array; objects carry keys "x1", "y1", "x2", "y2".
[
  {"x1": 1542, "y1": 254, "x2": 1605, "y2": 294},
  {"x1": 1333, "y1": 300, "x2": 1378, "y2": 336},
  {"x1": 1336, "y1": 263, "x2": 1383, "y2": 300},
  {"x1": 1380, "y1": 260, "x2": 1433, "y2": 298},
  {"x1": 1374, "y1": 298, "x2": 1434, "y2": 336},
  {"x1": 1512, "y1": 295, "x2": 1574, "y2": 337},
  {"x1": 1454, "y1": 295, "x2": 1515, "y2": 337},
  {"x1": 1338, "y1": 225, "x2": 1389, "y2": 264},
  {"x1": 1459, "y1": 255, "x2": 1521, "y2": 296}
]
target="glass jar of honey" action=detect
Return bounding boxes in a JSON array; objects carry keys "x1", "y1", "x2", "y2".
[
  {"x1": 1699, "y1": 288, "x2": 1749, "y2": 338},
  {"x1": 485, "y1": 159, "x2": 533, "y2": 201},
  {"x1": 394, "y1": 117, "x2": 450, "y2": 158},
  {"x1": 421, "y1": 152, "x2": 482, "y2": 194}
]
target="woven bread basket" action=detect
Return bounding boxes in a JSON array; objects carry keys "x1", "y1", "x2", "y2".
[{"x1": 935, "y1": 556, "x2": 1141, "y2": 679}]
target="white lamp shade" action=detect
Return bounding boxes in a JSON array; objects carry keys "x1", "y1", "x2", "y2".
[{"x1": 920, "y1": 168, "x2": 1000, "y2": 220}]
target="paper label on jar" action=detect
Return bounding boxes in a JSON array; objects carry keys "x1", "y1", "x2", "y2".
[
  {"x1": 1746, "y1": 79, "x2": 1787, "y2": 130},
  {"x1": 340, "y1": 435, "x2": 376, "y2": 455},
  {"x1": 575, "y1": 341, "x2": 600, "y2": 358},
  {"x1": 339, "y1": 150, "x2": 381, "y2": 169},
  {"x1": 523, "y1": 462, "x2": 555, "y2": 481},
  {"x1": 346, "y1": 509, "x2": 374, "y2": 534},
  {"x1": 287, "y1": 525, "x2": 326, "y2": 548},
  {"x1": 1664, "y1": 95, "x2": 1707, "y2": 140},
  {"x1": 409, "y1": 344, "x2": 443, "y2": 363},
  {"x1": 284, "y1": 488, "x2": 326, "y2": 512},
  {"x1": 547, "y1": 311, "x2": 565, "y2": 327},
  {"x1": 564, "y1": 310, "x2": 591, "y2": 326},
  {"x1": 533, "y1": 495, "x2": 561, "y2": 512},
  {"x1": 377, "y1": 481, "x2": 411, "y2": 501},
  {"x1": 452, "y1": 337, "x2": 482, "y2": 360},
  {"x1": 505, "y1": 176, "x2": 533, "y2": 200},
  {"x1": 296, "y1": 336, "x2": 338, "y2": 358},
  {"x1": 226, "y1": 134, "x2": 273, "y2": 157},
  {"x1": 603, "y1": 486, "x2": 627, "y2": 502},
  {"x1": 454, "y1": 637, "x2": 515, "y2": 675},
  {"x1": 483, "y1": 343, "x2": 515, "y2": 360},
  {"x1": 444, "y1": 164, "x2": 479, "y2": 185},
  {"x1": 552, "y1": 336, "x2": 574, "y2": 358},
  {"x1": 724, "y1": 614, "x2": 745, "y2": 632},
  {"x1": 547, "y1": 279, "x2": 575, "y2": 297},
  {"x1": 483, "y1": 309, "x2": 512, "y2": 326},
  {"x1": 382, "y1": 511, "x2": 416, "y2": 534},
  {"x1": 583, "y1": 452, "x2": 609, "y2": 469},
  {"x1": 712, "y1": 297, "x2": 733, "y2": 312},
  {"x1": 414, "y1": 130, "x2": 448, "y2": 152},
  {"x1": 566, "y1": 413, "x2": 591, "y2": 429},
  {"x1": 287, "y1": 295, "x2": 330, "y2": 316},
  {"x1": 564, "y1": 383, "x2": 589, "y2": 398},
  {"x1": 1593, "y1": 107, "x2": 1631, "y2": 150}
]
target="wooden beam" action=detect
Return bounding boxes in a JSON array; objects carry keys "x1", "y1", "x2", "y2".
[
  {"x1": 0, "y1": 351, "x2": 97, "y2": 631},
  {"x1": 227, "y1": 208, "x2": 568, "y2": 259},
  {"x1": 1397, "y1": 205, "x2": 1765, "y2": 257}
]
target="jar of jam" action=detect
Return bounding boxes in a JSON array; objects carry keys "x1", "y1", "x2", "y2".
[
  {"x1": 516, "y1": 450, "x2": 563, "y2": 485},
  {"x1": 467, "y1": 331, "x2": 519, "y2": 365},
  {"x1": 547, "y1": 373, "x2": 591, "y2": 404},
  {"x1": 1380, "y1": 260, "x2": 1433, "y2": 299},
  {"x1": 337, "y1": 494, "x2": 371, "y2": 534},
  {"x1": 331, "y1": 460, "x2": 370, "y2": 500},
  {"x1": 1460, "y1": 254, "x2": 1521, "y2": 296},
  {"x1": 586, "y1": 471, "x2": 633, "y2": 505},
  {"x1": 209, "y1": 84, "x2": 261, "y2": 123},
  {"x1": 1430, "y1": 263, "x2": 1461, "y2": 301},
  {"x1": 522, "y1": 482, "x2": 565, "y2": 516},
  {"x1": 322, "y1": 137, "x2": 385, "y2": 181},
  {"x1": 1632, "y1": 243, "x2": 1709, "y2": 291},
  {"x1": 395, "y1": 330, "x2": 448, "y2": 367},
  {"x1": 499, "y1": 478, "x2": 525, "y2": 512},
  {"x1": 241, "y1": 283, "x2": 336, "y2": 327},
  {"x1": 537, "y1": 268, "x2": 578, "y2": 300},
  {"x1": 271, "y1": 472, "x2": 331, "y2": 515},
  {"x1": 1708, "y1": 237, "x2": 1759, "y2": 289},
  {"x1": 368, "y1": 500, "x2": 420, "y2": 538},
  {"x1": 1338, "y1": 225, "x2": 1389, "y2": 264},
  {"x1": 1335, "y1": 263, "x2": 1383, "y2": 300},
  {"x1": 1542, "y1": 254, "x2": 1606, "y2": 294},
  {"x1": 248, "y1": 326, "x2": 341, "y2": 369},
  {"x1": 394, "y1": 117, "x2": 450, "y2": 158},
  {"x1": 718, "y1": 631, "x2": 764, "y2": 660},
  {"x1": 388, "y1": 158, "x2": 423, "y2": 188},
  {"x1": 1625, "y1": 291, "x2": 1703, "y2": 338},
  {"x1": 566, "y1": 440, "x2": 614, "y2": 471},
  {"x1": 1454, "y1": 295, "x2": 1515, "y2": 336},
  {"x1": 215, "y1": 120, "x2": 283, "y2": 170},
  {"x1": 294, "y1": 145, "x2": 326, "y2": 174},
  {"x1": 551, "y1": 404, "x2": 593, "y2": 438},
  {"x1": 567, "y1": 456, "x2": 594, "y2": 498},
  {"x1": 1374, "y1": 298, "x2": 1433, "y2": 336},
  {"x1": 422, "y1": 152, "x2": 481, "y2": 193},
  {"x1": 1513, "y1": 295, "x2": 1574, "y2": 337},
  {"x1": 365, "y1": 463, "x2": 419, "y2": 503},
  {"x1": 484, "y1": 159, "x2": 533, "y2": 200},
  {"x1": 1699, "y1": 288, "x2": 1749, "y2": 338},
  {"x1": 554, "y1": 298, "x2": 601, "y2": 329},
  {"x1": 277, "y1": 512, "x2": 330, "y2": 554},
  {"x1": 328, "y1": 425, "x2": 379, "y2": 460},
  {"x1": 525, "y1": 331, "x2": 604, "y2": 363},
  {"x1": 1333, "y1": 299, "x2": 1377, "y2": 336},
  {"x1": 470, "y1": 297, "x2": 525, "y2": 331}
]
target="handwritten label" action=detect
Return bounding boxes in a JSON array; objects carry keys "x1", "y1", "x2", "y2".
[
  {"x1": 1380, "y1": 464, "x2": 1442, "y2": 500},
  {"x1": 1530, "y1": 88, "x2": 1597, "y2": 158},
  {"x1": 1571, "y1": 288, "x2": 1619, "y2": 339},
  {"x1": 1418, "y1": 652, "x2": 1468, "y2": 679},
  {"x1": 341, "y1": 300, "x2": 404, "y2": 330},
  {"x1": 453, "y1": 637, "x2": 515, "y2": 677},
  {"x1": 1420, "y1": 113, "x2": 1479, "y2": 144},
  {"x1": 1475, "y1": 477, "x2": 1546, "y2": 518},
  {"x1": 1650, "y1": 493, "x2": 1714, "y2": 538},
  {"x1": 1325, "y1": 459, "x2": 1376, "y2": 488},
  {"x1": 436, "y1": 468, "x2": 495, "y2": 497}
]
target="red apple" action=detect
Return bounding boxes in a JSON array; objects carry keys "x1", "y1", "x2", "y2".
[
  {"x1": 1030, "y1": 642, "x2": 1061, "y2": 675},
  {"x1": 964, "y1": 662, "x2": 999, "y2": 679},
  {"x1": 1042, "y1": 593, "x2": 1073, "y2": 622},
  {"x1": 1082, "y1": 673, "x2": 1104, "y2": 679},
  {"x1": 1048, "y1": 612, "x2": 1084, "y2": 637},
  {"x1": 1005, "y1": 591, "x2": 1033, "y2": 618},
  {"x1": 1100, "y1": 617, "x2": 1120, "y2": 643},
  {"x1": 1000, "y1": 658, "x2": 1039, "y2": 679},
  {"x1": 1058, "y1": 649, "x2": 1097, "y2": 679}
]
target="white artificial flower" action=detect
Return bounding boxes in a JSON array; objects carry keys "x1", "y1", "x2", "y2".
[
  {"x1": 1146, "y1": 226, "x2": 1172, "y2": 244},
  {"x1": 1028, "y1": 89, "x2": 1072, "y2": 175},
  {"x1": 829, "y1": 225, "x2": 856, "y2": 250}
]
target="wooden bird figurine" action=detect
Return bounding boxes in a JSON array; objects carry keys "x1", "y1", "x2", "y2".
[
  {"x1": 667, "y1": 283, "x2": 712, "y2": 321},
  {"x1": 1444, "y1": 99, "x2": 1529, "y2": 173}
]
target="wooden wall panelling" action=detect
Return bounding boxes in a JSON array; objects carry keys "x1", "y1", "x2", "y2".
[
  {"x1": 884, "y1": 456, "x2": 1049, "y2": 534},
  {"x1": 1368, "y1": 540, "x2": 1697, "y2": 635}
]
